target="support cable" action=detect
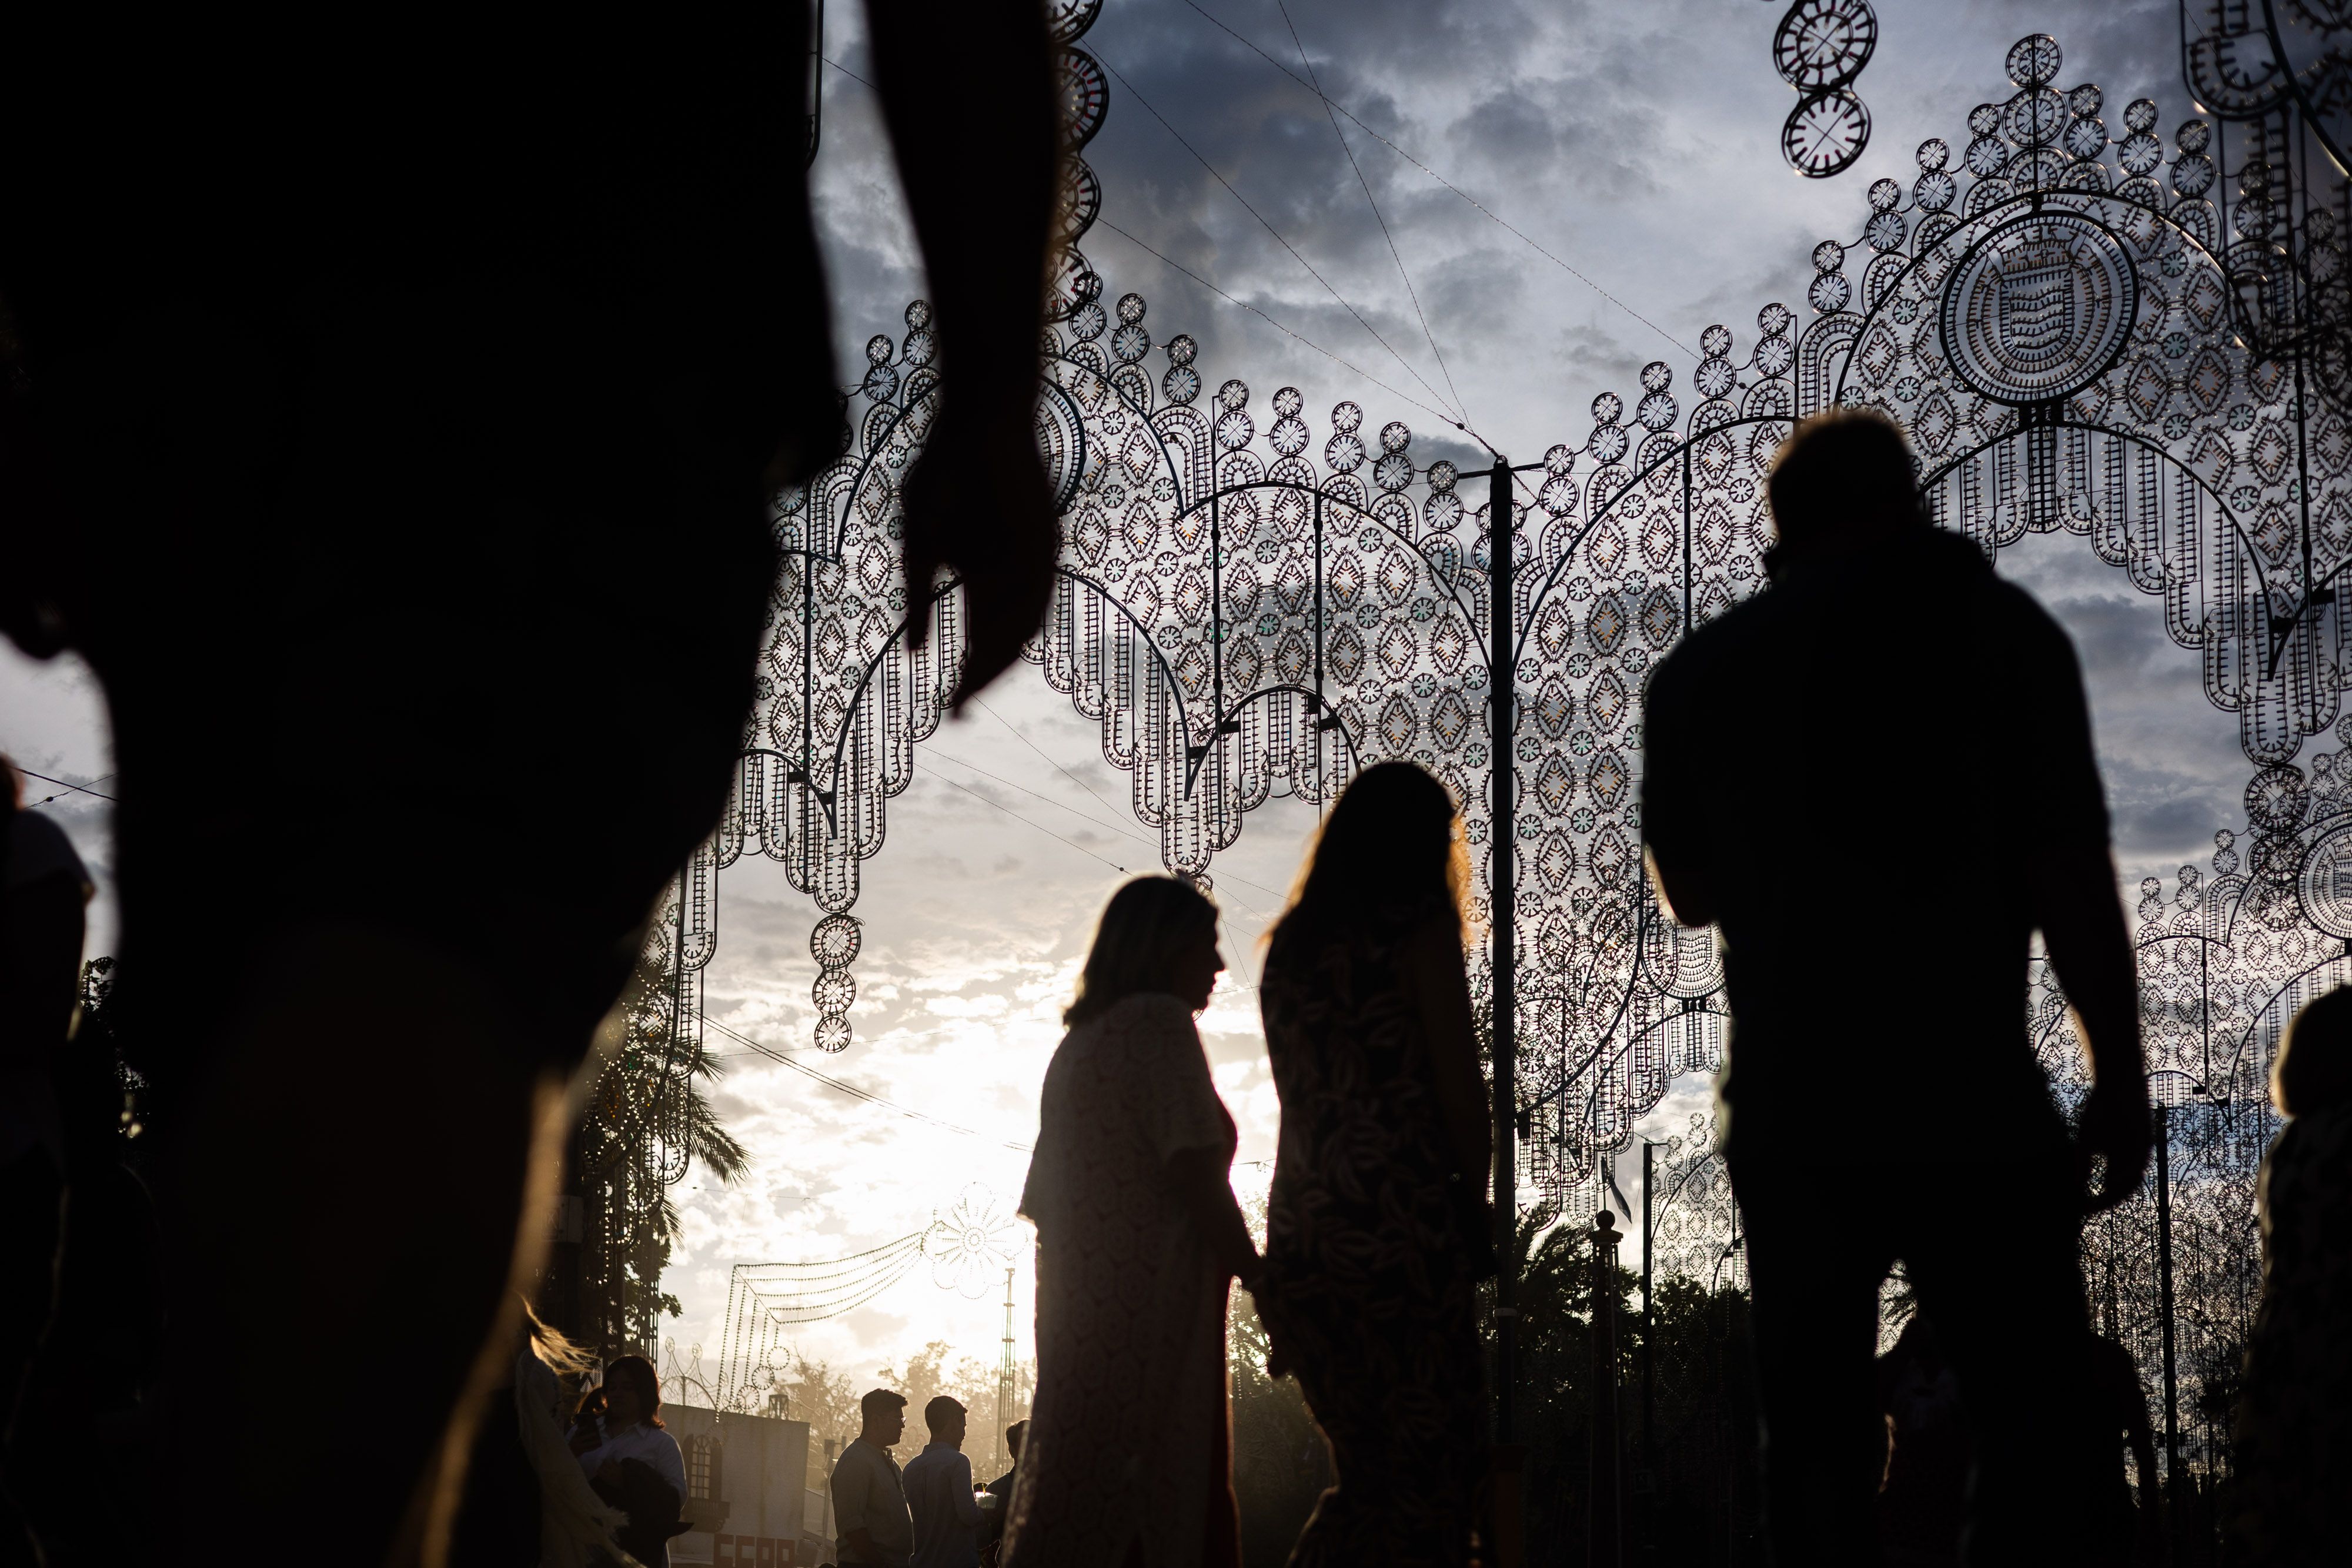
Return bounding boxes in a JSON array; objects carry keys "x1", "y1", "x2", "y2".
[
  {"x1": 1095, "y1": 216, "x2": 1466, "y2": 434},
  {"x1": 16, "y1": 768, "x2": 116, "y2": 804},
  {"x1": 919, "y1": 758, "x2": 1138, "y2": 876},
  {"x1": 1273, "y1": 0, "x2": 1472, "y2": 429},
  {"x1": 1175, "y1": 0, "x2": 1696, "y2": 359},
  {"x1": 705, "y1": 1013, "x2": 1035, "y2": 1152},
  {"x1": 1092, "y1": 50, "x2": 1466, "y2": 426}
]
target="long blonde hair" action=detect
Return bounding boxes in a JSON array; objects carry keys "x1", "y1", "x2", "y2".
[{"x1": 1065, "y1": 875, "x2": 1218, "y2": 1026}]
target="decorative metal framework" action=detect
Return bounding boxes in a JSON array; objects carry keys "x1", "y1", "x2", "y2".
[
  {"x1": 2032, "y1": 823, "x2": 2350, "y2": 1505},
  {"x1": 562, "y1": 894, "x2": 727, "y2": 1357},
  {"x1": 1641, "y1": 1114, "x2": 1748, "y2": 1296},
  {"x1": 674, "y1": 24, "x2": 2352, "y2": 1209},
  {"x1": 1770, "y1": 0, "x2": 1879, "y2": 178},
  {"x1": 625, "y1": 25, "x2": 2352, "y2": 1517},
  {"x1": 712, "y1": 1184, "x2": 1021, "y2": 1413},
  {"x1": 2179, "y1": 1, "x2": 2352, "y2": 410}
]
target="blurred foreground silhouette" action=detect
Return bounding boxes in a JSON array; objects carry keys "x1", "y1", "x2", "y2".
[{"x1": 0, "y1": 9, "x2": 1058, "y2": 1563}]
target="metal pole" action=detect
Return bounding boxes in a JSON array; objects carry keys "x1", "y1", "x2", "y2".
[
  {"x1": 1483, "y1": 454, "x2": 1528, "y2": 1568},
  {"x1": 1490, "y1": 454, "x2": 1518, "y2": 1450},
  {"x1": 1641, "y1": 1148, "x2": 1655, "y2": 1444},
  {"x1": 1591, "y1": 1211, "x2": 1623, "y2": 1568},
  {"x1": 998, "y1": 1265, "x2": 1015, "y2": 1475},
  {"x1": 1640, "y1": 1144, "x2": 1655, "y2": 1565},
  {"x1": 2154, "y1": 1102, "x2": 2179, "y2": 1550}
]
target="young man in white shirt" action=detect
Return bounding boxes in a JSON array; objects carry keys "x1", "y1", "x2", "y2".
[
  {"x1": 831, "y1": 1389, "x2": 916, "y2": 1568},
  {"x1": 901, "y1": 1396, "x2": 984, "y2": 1568}
]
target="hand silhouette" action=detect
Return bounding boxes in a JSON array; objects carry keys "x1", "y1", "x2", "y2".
[
  {"x1": 901, "y1": 397, "x2": 1058, "y2": 709},
  {"x1": 2077, "y1": 1074, "x2": 2153, "y2": 1213}
]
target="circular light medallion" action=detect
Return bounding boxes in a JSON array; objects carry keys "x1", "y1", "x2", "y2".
[
  {"x1": 1937, "y1": 211, "x2": 2138, "y2": 405},
  {"x1": 1772, "y1": 0, "x2": 1877, "y2": 91},
  {"x1": 1054, "y1": 50, "x2": 1109, "y2": 148},
  {"x1": 1782, "y1": 89, "x2": 1872, "y2": 178},
  {"x1": 2300, "y1": 824, "x2": 2352, "y2": 939}
]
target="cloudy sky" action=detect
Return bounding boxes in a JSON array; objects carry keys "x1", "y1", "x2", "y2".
[{"x1": 0, "y1": 0, "x2": 2256, "y2": 1416}]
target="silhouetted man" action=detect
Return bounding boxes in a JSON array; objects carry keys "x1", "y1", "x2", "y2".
[
  {"x1": 834, "y1": 1389, "x2": 916, "y2": 1568},
  {"x1": 0, "y1": 9, "x2": 1059, "y2": 1565},
  {"x1": 904, "y1": 1395, "x2": 983, "y2": 1568},
  {"x1": 1642, "y1": 410, "x2": 2148, "y2": 1567}
]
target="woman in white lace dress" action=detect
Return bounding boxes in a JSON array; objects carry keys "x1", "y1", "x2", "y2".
[{"x1": 1003, "y1": 877, "x2": 1259, "y2": 1568}]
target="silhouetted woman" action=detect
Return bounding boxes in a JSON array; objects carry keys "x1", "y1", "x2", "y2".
[
  {"x1": 568, "y1": 1353, "x2": 686, "y2": 1567},
  {"x1": 1258, "y1": 761, "x2": 1493, "y2": 1567},
  {"x1": 2234, "y1": 986, "x2": 2352, "y2": 1565},
  {"x1": 1004, "y1": 876, "x2": 1256, "y2": 1568}
]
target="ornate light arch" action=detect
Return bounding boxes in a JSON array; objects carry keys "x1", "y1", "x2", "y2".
[{"x1": 646, "y1": 31, "x2": 2352, "y2": 1245}]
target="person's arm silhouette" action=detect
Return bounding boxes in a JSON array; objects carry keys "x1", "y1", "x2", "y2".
[
  {"x1": 2026, "y1": 637, "x2": 2149, "y2": 1212},
  {"x1": 2036, "y1": 840, "x2": 2147, "y2": 1210},
  {"x1": 867, "y1": 0, "x2": 1062, "y2": 707}
]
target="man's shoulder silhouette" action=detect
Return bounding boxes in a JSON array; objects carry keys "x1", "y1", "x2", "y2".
[
  {"x1": 1644, "y1": 518, "x2": 2104, "y2": 965},
  {"x1": 1651, "y1": 527, "x2": 2076, "y2": 713}
]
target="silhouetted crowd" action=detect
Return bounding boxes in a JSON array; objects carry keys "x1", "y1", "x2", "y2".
[{"x1": 2, "y1": 10, "x2": 2351, "y2": 1567}]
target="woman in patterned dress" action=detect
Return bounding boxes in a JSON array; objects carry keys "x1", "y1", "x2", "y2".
[
  {"x1": 1004, "y1": 876, "x2": 1259, "y2": 1568},
  {"x1": 1258, "y1": 761, "x2": 1495, "y2": 1568},
  {"x1": 2233, "y1": 985, "x2": 2352, "y2": 1565}
]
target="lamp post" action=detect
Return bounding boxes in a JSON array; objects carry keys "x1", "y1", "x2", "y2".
[{"x1": 1591, "y1": 1210, "x2": 1624, "y2": 1568}]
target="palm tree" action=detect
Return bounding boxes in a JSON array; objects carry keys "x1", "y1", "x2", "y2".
[{"x1": 565, "y1": 921, "x2": 751, "y2": 1356}]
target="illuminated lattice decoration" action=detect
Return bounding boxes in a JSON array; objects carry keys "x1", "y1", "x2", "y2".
[
  {"x1": 2179, "y1": 1, "x2": 2352, "y2": 410},
  {"x1": 712, "y1": 1184, "x2": 1021, "y2": 1413},
  {"x1": 593, "y1": 888, "x2": 706, "y2": 1198},
  {"x1": 1840, "y1": 42, "x2": 2352, "y2": 773},
  {"x1": 654, "y1": 29, "x2": 2352, "y2": 1232},
  {"x1": 1644, "y1": 1112, "x2": 1748, "y2": 1294},
  {"x1": 2029, "y1": 810, "x2": 2352, "y2": 1493}
]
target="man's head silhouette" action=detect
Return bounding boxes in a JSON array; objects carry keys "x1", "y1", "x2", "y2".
[{"x1": 1766, "y1": 409, "x2": 1925, "y2": 564}]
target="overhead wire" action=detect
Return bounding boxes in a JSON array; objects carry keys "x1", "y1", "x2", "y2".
[
  {"x1": 1272, "y1": 0, "x2": 1471, "y2": 430},
  {"x1": 1175, "y1": 0, "x2": 1697, "y2": 360},
  {"x1": 1090, "y1": 49, "x2": 1469, "y2": 430},
  {"x1": 971, "y1": 697, "x2": 1141, "y2": 840},
  {"x1": 917, "y1": 758, "x2": 1138, "y2": 878},
  {"x1": 1094, "y1": 216, "x2": 1466, "y2": 434},
  {"x1": 704, "y1": 1013, "x2": 1035, "y2": 1152},
  {"x1": 821, "y1": 55, "x2": 876, "y2": 91},
  {"x1": 928, "y1": 746, "x2": 1158, "y2": 851},
  {"x1": 15, "y1": 768, "x2": 115, "y2": 805},
  {"x1": 926, "y1": 737, "x2": 1287, "y2": 911}
]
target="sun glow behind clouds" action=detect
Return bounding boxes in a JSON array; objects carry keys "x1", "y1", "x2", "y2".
[{"x1": 665, "y1": 666, "x2": 1318, "y2": 1385}]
